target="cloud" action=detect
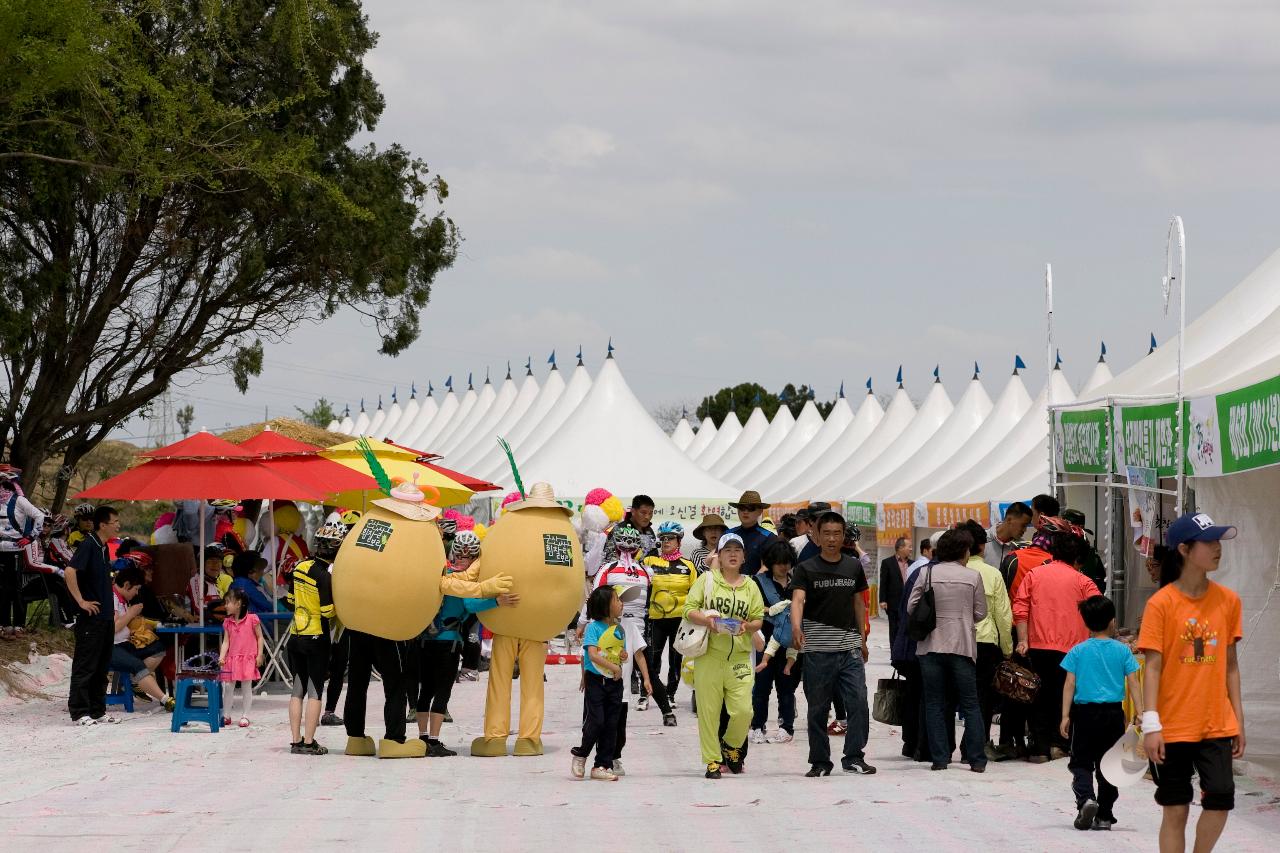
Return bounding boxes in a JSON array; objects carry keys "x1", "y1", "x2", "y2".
[
  {"x1": 485, "y1": 247, "x2": 611, "y2": 282},
  {"x1": 534, "y1": 124, "x2": 617, "y2": 168}
]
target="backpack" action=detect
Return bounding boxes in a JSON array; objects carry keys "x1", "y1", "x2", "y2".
[{"x1": 756, "y1": 574, "x2": 792, "y2": 649}]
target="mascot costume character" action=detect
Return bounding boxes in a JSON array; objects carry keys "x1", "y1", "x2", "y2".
[
  {"x1": 471, "y1": 480, "x2": 584, "y2": 757},
  {"x1": 332, "y1": 441, "x2": 512, "y2": 759}
]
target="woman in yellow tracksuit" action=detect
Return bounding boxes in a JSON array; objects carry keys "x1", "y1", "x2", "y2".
[{"x1": 682, "y1": 532, "x2": 764, "y2": 779}]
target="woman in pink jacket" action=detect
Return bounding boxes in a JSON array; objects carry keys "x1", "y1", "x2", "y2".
[{"x1": 1012, "y1": 518, "x2": 1100, "y2": 763}]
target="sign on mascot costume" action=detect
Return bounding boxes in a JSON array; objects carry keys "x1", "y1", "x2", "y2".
[
  {"x1": 333, "y1": 442, "x2": 512, "y2": 759},
  {"x1": 471, "y1": 481, "x2": 584, "y2": 757}
]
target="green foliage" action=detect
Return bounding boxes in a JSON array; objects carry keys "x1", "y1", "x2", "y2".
[
  {"x1": 295, "y1": 397, "x2": 336, "y2": 428},
  {"x1": 696, "y1": 382, "x2": 836, "y2": 424},
  {"x1": 0, "y1": 0, "x2": 459, "y2": 489},
  {"x1": 175, "y1": 403, "x2": 194, "y2": 436}
]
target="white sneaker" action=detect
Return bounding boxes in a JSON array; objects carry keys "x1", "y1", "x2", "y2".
[
  {"x1": 635, "y1": 696, "x2": 649, "y2": 712},
  {"x1": 749, "y1": 728, "x2": 767, "y2": 745},
  {"x1": 570, "y1": 754, "x2": 586, "y2": 779},
  {"x1": 768, "y1": 730, "x2": 794, "y2": 744},
  {"x1": 74, "y1": 715, "x2": 98, "y2": 727},
  {"x1": 590, "y1": 766, "x2": 619, "y2": 781},
  {"x1": 93, "y1": 714, "x2": 120, "y2": 725},
  {"x1": 612, "y1": 760, "x2": 625, "y2": 777}
]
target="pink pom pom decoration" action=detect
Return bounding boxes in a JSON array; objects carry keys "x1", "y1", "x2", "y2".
[
  {"x1": 456, "y1": 515, "x2": 476, "y2": 532},
  {"x1": 443, "y1": 508, "x2": 463, "y2": 521},
  {"x1": 584, "y1": 487, "x2": 612, "y2": 506},
  {"x1": 501, "y1": 491, "x2": 522, "y2": 508}
]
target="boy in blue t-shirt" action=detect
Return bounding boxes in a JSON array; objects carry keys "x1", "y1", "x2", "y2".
[
  {"x1": 571, "y1": 587, "x2": 628, "y2": 781},
  {"x1": 1060, "y1": 595, "x2": 1143, "y2": 831}
]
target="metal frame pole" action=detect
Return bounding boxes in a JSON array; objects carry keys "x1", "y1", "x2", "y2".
[
  {"x1": 1046, "y1": 262, "x2": 1057, "y2": 496},
  {"x1": 1166, "y1": 216, "x2": 1186, "y2": 516}
]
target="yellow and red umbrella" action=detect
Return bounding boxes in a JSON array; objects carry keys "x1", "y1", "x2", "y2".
[{"x1": 322, "y1": 437, "x2": 476, "y2": 508}]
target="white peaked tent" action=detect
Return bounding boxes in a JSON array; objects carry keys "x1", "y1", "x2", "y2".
[
  {"x1": 476, "y1": 366, "x2": 566, "y2": 475},
  {"x1": 792, "y1": 386, "x2": 919, "y2": 501},
  {"x1": 518, "y1": 356, "x2": 738, "y2": 498},
  {"x1": 834, "y1": 379, "x2": 957, "y2": 500},
  {"x1": 754, "y1": 395, "x2": 851, "y2": 490},
  {"x1": 709, "y1": 406, "x2": 770, "y2": 477},
  {"x1": 337, "y1": 413, "x2": 354, "y2": 433},
  {"x1": 365, "y1": 401, "x2": 388, "y2": 438},
  {"x1": 722, "y1": 403, "x2": 804, "y2": 487},
  {"x1": 1079, "y1": 351, "x2": 1114, "y2": 396},
  {"x1": 405, "y1": 388, "x2": 458, "y2": 450},
  {"x1": 439, "y1": 376, "x2": 509, "y2": 457},
  {"x1": 451, "y1": 371, "x2": 538, "y2": 470},
  {"x1": 397, "y1": 392, "x2": 439, "y2": 446},
  {"x1": 326, "y1": 419, "x2": 340, "y2": 432},
  {"x1": 479, "y1": 363, "x2": 591, "y2": 481},
  {"x1": 735, "y1": 399, "x2": 824, "y2": 487},
  {"x1": 388, "y1": 395, "x2": 420, "y2": 442},
  {"x1": 436, "y1": 379, "x2": 497, "y2": 455},
  {"x1": 351, "y1": 406, "x2": 371, "y2": 436},
  {"x1": 888, "y1": 369, "x2": 1032, "y2": 502},
  {"x1": 378, "y1": 400, "x2": 405, "y2": 440},
  {"x1": 684, "y1": 417, "x2": 718, "y2": 460},
  {"x1": 694, "y1": 411, "x2": 743, "y2": 469},
  {"x1": 427, "y1": 385, "x2": 478, "y2": 452},
  {"x1": 860, "y1": 374, "x2": 993, "y2": 502},
  {"x1": 772, "y1": 391, "x2": 886, "y2": 500},
  {"x1": 948, "y1": 367, "x2": 1076, "y2": 502},
  {"x1": 670, "y1": 417, "x2": 695, "y2": 452}
]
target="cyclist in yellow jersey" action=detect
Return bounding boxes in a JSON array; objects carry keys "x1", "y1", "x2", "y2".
[
  {"x1": 642, "y1": 520, "x2": 700, "y2": 726},
  {"x1": 285, "y1": 520, "x2": 342, "y2": 755}
]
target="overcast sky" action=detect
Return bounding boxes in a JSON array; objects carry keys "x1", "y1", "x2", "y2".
[{"x1": 122, "y1": 1, "x2": 1280, "y2": 444}]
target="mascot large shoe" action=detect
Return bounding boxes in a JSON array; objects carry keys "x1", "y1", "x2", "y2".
[{"x1": 471, "y1": 481, "x2": 583, "y2": 757}]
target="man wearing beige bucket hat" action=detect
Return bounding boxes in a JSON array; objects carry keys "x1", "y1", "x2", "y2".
[{"x1": 728, "y1": 491, "x2": 775, "y2": 575}]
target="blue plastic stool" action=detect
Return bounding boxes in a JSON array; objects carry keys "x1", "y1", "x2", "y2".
[
  {"x1": 170, "y1": 677, "x2": 222, "y2": 733},
  {"x1": 106, "y1": 667, "x2": 135, "y2": 713}
]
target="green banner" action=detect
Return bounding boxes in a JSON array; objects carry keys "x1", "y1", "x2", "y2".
[
  {"x1": 1056, "y1": 409, "x2": 1110, "y2": 474},
  {"x1": 845, "y1": 501, "x2": 876, "y2": 527},
  {"x1": 1114, "y1": 402, "x2": 1190, "y2": 477},
  {"x1": 1216, "y1": 373, "x2": 1280, "y2": 474}
]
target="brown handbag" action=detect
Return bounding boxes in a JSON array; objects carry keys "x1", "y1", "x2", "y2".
[{"x1": 993, "y1": 659, "x2": 1041, "y2": 704}]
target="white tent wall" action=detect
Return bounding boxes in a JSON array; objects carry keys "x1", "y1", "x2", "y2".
[
  {"x1": 388, "y1": 396, "x2": 420, "y2": 442},
  {"x1": 378, "y1": 401, "x2": 405, "y2": 440},
  {"x1": 365, "y1": 403, "x2": 387, "y2": 438},
  {"x1": 684, "y1": 417, "x2": 718, "y2": 461},
  {"x1": 774, "y1": 391, "x2": 893, "y2": 501},
  {"x1": 440, "y1": 376, "x2": 514, "y2": 460},
  {"x1": 437, "y1": 379, "x2": 499, "y2": 456},
  {"x1": 326, "y1": 419, "x2": 341, "y2": 432},
  {"x1": 754, "y1": 395, "x2": 853, "y2": 491},
  {"x1": 478, "y1": 363, "x2": 591, "y2": 481},
  {"x1": 473, "y1": 368, "x2": 566, "y2": 477},
  {"x1": 451, "y1": 372, "x2": 539, "y2": 470},
  {"x1": 720, "y1": 406, "x2": 796, "y2": 486},
  {"x1": 695, "y1": 411, "x2": 743, "y2": 470},
  {"x1": 709, "y1": 406, "x2": 770, "y2": 478},
  {"x1": 1192, "y1": 467, "x2": 1280, "y2": 775},
  {"x1": 816, "y1": 383, "x2": 952, "y2": 499},
  {"x1": 671, "y1": 417, "x2": 695, "y2": 451},
  {"x1": 1079, "y1": 359, "x2": 1114, "y2": 396},
  {"x1": 929, "y1": 368, "x2": 1075, "y2": 501},
  {"x1": 518, "y1": 357, "x2": 738, "y2": 498},
  {"x1": 427, "y1": 386, "x2": 478, "y2": 452},
  {"x1": 858, "y1": 376, "x2": 992, "y2": 502},
  {"x1": 887, "y1": 372, "x2": 1031, "y2": 502},
  {"x1": 733, "y1": 399, "x2": 823, "y2": 487},
  {"x1": 405, "y1": 389, "x2": 458, "y2": 450},
  {"x1": 351, "y1": 408, "x2": 371, "y2": 436},
  {"x1": 397, "y1": 394, "x2": 440, "y2": 447}
]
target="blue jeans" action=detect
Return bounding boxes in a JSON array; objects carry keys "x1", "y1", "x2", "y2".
[
  {"x1": 802, "y1": 650, "x2": 868, "y2": 767},
  {"x1": 919, "y1": 652, "x2": 986, "y2": 767},
  {"x1": 751, "y1": 648, "x2": 801, "y2": 734}
]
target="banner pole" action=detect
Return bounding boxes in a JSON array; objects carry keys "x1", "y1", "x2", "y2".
[
  {"x1": 1166, "y1": 217, "x2": 1187, "y2": 515},
  {"x1": 1046, "y1": 263, "x2": 1056, "y2": 496}
]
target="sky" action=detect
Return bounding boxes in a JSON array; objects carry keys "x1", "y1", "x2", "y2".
[{"x1": 119, "y1": 0, "x2": 1280, "y2": 444}]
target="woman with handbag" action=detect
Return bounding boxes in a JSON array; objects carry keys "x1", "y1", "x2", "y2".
[
  {"x1": 906, "y1": 528, "x2": 988, "y2": 772},
  {"x1": 681, "y1": 533, "x2": 764, "y2": 779}
]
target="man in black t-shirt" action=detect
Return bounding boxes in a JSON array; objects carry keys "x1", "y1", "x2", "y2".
[
  {"x1": 65, "y1": 506, "x2": 121, "y2": 724},
  {"x1": 791, "y1": 512, "x2": 876, "y2": 777}
]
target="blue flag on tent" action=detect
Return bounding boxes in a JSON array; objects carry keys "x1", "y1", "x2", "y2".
[
  {"x1": 391, "y1": 387, "x2": 397, "y2": 404},
  {"x1": 525, "y1": 357, "x2": 532, "y2": 374},
  {"x1": 1056, "y1": 349, "x2": 1063, "y2": 367},
  {"x1": 427, "y1": 381, "x2": 434, "y2": 396},
  {"x1": 467, "y1": 372, "x2": 473, "y2": 390},
  {"x1": 376, "y1": 395, "x2": 382, "y2": 410},
  {"x1": 444, "y1": 376, "x2": 452, "y2": 390},
  {"x1": 1100, "y1": 341, "x2": 1107, "y2": 359},
  {"x1": 866, "y1": 377, "x2": 872, "y2": 392},
  {"x1": 410, "y1": 382, "x2": 417, "y2": 399},
  {"x1": 839, "y1": 381, "x2": 846, "y2": 398},
  {"x1": 1149, "y1": 333, "x2": 1158, "y2": 353},
  {"x1": 933, "y1": 365, "x2": 940, "y2": 381},
  {"x1": 896, "y1": 366, "x2": 903, "y2": 385},
  {"x1": 359, "y1": 397, "x2": 365, "y2": 412},
  {"x1": 607, "y1": 338, "x2": 614, "y2": 357},
  {"x1": 973, "y1": 361, "x2": 980, "y2": 378},
  {"x1": 1014, "y1": 355, "x2": 1027, "y2": 372},
  {"x1": 576, "y1": 345, "x2": 583, "y2": 365},
  {"x1": 547, "y1": 350, "x2": 556, "y2": 367}
]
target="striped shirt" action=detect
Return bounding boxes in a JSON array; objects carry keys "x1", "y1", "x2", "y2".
[{"x1": 792, "y1": 554, "x2": 868, "y2": 653}]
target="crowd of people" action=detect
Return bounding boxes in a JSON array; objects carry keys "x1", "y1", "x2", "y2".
[{"x1": 0, "y1": 455, "x2": 1248, "y2": 853}]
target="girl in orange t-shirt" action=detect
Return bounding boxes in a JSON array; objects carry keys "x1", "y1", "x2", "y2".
[{"x1": 1137, "y1": 512, "x2": 1244, "y2": 853}]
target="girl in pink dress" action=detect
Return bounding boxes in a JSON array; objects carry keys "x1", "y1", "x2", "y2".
[{"x1": 219, "y1": 588, "x2": 265, "y2": 727}]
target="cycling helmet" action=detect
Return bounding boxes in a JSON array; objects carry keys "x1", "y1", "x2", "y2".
[
  {"x1": 47, "y1": 514, "x2": 70, "y2": 536},
  {"x1": 0, "y1": 465, "x2": 21, "y2": 481},
  {"x1": 339, "y1": 509, "x2": 362, "y2": 526},
  {"x1": 613, "y1": 524, "x2": 642, "y2": 553},
  {"x1": 208, "y1": 498, "x2": 240, "y2": 510},
  {"x1": 438, "y1": 517, "x2": 457, "y2": 538},
  {"x1": 124, "y1": 550, "x2": 154, "y2": 569},
  {"x1": 314, "y1": 520, "x2": 351, "y2": 543},
  {"x1": 450, "y1": 530, "x2": 482, "y2": 561},
  {"x1": 74, "y1": 503, "x2": 96, "y2": 520},
  {"x1": 657, "y1": 521, "x2": 684, "y2": 538}
]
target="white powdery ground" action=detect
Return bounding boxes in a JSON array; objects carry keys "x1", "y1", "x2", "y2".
[{"x1": 1, "y1": 623, "x2": 1278, "y2": 853}]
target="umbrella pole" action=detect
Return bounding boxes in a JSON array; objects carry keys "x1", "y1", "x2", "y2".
[
  {"x1": 198, "y1": 502, "x2": 206, "y2": 656},
  {"x1": 268, "y1": 501, "x2": 278, "y2": 609}
]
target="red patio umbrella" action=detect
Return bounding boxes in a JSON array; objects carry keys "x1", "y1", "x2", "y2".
[
  {"x1": 383, "y1": 439, "x2": 502, "y2": 492},
  {"x1": 141, "y1": 430, "x2": 257, "y2": 460}
]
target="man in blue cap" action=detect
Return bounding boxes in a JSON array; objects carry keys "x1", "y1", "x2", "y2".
[{"x1": 1137, "y1": 512, "x2": 1244, "y2": 850}]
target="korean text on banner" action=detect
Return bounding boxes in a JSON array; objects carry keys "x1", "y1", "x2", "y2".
[
  {"x1": 924, "y1": 503, "x2": 991, "y2": 529},
  {"x1": 1055, "y1": 409, "x2": 1110, "y2": 474},
  {"x1": 1113, "y1": 402, "x2": 1190, "y2": 477},
  {"x1": 1212, "y1": 374, "x2": 1280, "y2": 476},
  {"x1": 1124, "y1": 466, "x2": 1157, "y2": 557},
  {"x1": 845, "y1": 502, "x2": 876, "y2": 528},
  {"x1": 876, "y1": 502, "x2": 914, "y2": 549}
]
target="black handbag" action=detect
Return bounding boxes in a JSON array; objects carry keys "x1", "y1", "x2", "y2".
[
  {"x1": 906, "y1": 563, "x2": 936, "y2": 641},
  {"x1": 872, "y1": 671, "x2": 907, "y2": 725}
]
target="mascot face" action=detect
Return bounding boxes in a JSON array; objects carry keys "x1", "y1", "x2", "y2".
[
  {"x1": 332, "y1": 504, "x2": 447, "y2": 641},
  {"x1": 478, "y1": 499, "x2": 583, "y2": 641}
]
